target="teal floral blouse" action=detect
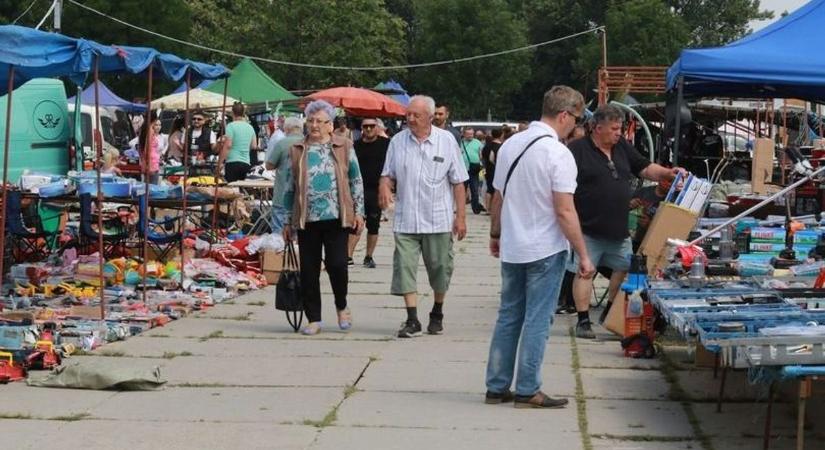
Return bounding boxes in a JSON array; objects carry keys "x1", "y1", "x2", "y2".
[{"x1": 284, "y1": 143, "x2": 365, "y2": 223}]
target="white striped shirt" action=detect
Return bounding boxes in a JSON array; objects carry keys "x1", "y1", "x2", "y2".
[{"x1": 382, "y1": 127, "x2": 469, "y2": 234}]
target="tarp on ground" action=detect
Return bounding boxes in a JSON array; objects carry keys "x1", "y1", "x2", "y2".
[
  {"x1": 666, "y1": 0, "x2": 825, "y2": 102},
  {"x1": 205, "y1": 58, "x2": 298, "y2": 106},
  {"x1": 374, "y1": 79, "x2": 411, "y2": 107},
  {"x1": 0, "y1": 25, "x2": 229, "y2": 95},
  {"x1": 68, "y1": 80, "x2": 146, "y2": 112}
]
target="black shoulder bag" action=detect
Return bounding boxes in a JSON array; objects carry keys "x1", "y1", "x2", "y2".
[
  {"x1": 275, "y1": 240, "x2": 304, "y2": 332},
  {"x1": 502, "y1": 134, "x2": 552, "y2": 198}
]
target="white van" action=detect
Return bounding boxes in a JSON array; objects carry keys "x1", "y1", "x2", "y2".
[
  {"x1": 452, "y1": 121, "x2": 521, "y2": 134},
  {"x1": 68, "y1": 103, "x2": 120, "y2": 158}
]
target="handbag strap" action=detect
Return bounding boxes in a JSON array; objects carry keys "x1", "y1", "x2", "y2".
[
  {"x1": 502, "y1": 134, "x2": 552, "y2": 198},
  {"x1": 283, "y1": 241, "x2": 299, "y2": 271}
]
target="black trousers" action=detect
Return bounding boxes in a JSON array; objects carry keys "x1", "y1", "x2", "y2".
[
  {"x1": 297, "y1": 219, "x2": 349, "y2": 322},
  {"x1": 468, "y1": 163, "x2": 483, "y2": 212},
  {"x1": 224, "y1": 161, "x2": 250, "y2": 183}
]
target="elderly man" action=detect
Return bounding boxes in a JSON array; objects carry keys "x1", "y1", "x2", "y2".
[
  {"x1": 348, "y1": 117, "x2": 390, "y2": 268},
  {"x1": 568, "y1": 104, "x2": 684, "y2": 339},
  {"x1": 379, "y1": 96, "x2": 469, "y2": 338},
  {"x1": 265, "y1": 116, "x2": 304, "y2": 233},
  {"x1": 486, "y1": 85, "x2": 595, "y2": 409},
  {"x1": 460, "y1": 127, "x2": 485, "y2": 214}
]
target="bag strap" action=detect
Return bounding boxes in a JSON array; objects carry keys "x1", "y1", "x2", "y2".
[
  {"x1": 460, "y1": 140, "x2": 471, "y2": 163},
  {"x1": 282, "y1": 241, "x2": 299, "y2": 271},
  {"x1": 502, "y1": 134, "x2": 552, "y2": 198}
]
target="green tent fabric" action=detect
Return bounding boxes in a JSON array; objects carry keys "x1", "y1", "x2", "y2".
[{"x1": 205, "y1": 58, "x2": 297, "y2": 106}]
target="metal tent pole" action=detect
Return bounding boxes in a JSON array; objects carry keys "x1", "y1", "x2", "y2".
[
  {"x1": 180, "y1": 69, "x2": 191, "y2": 288},
  {"x1": 141, "y1": 65, "x2": 154, "y2": 305},
  {"x1": 210, "y1": 78, "x2": 229, "y2": 251},
  {"x1": 0, "y1": 66, "x2": 14, "y2": 291},
  {"x1": 93, "y1": 58, "x2": 105, "y2": 320}
]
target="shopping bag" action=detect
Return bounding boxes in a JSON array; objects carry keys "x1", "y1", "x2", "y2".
[{"x1": 275, "y1": 240, "x2": 303, "y2": 331}]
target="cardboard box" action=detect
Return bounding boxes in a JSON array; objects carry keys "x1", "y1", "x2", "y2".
[
  {"x1": 694, "y1": 343, "x2": 718, "y2": 368},
  {"x1": 603, "y1": 291, "x2": 627, "y2": 336},
  {"x1": 751, "y1": 137, "x2": 774, "y2": 195},
  {"x1": 261, "y1": 250, "x2": 285, "y2": 284},
  {"x1": 638, "y1": 203, "x2": 699, "y2": 274}
]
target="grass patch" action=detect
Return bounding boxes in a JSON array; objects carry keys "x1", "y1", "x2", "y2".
[
  {"x1": 50, "y1": 412, "x2": 91, "y2": 422},
  {"x1": 223, "y1": 300, "x2": 236, "y2": 305},
  {"x1": 162, "y1": 351, "x2": 194, "y2": 359},
  {"x1": 96, "y1": 350, "x2": 127, "y2": 358},
  {"x1": 303, "y1": 407, "x2": 338, "y2": 428},
  {"x1": 658, "y1": 347, "x2": 716, "y2": 450},
  {"x1": 592, "y1": 434, "x2": 694, "y2": 442},
  {"x1": 246, "y1": 301, "x2": 266, "y2": 307},
  {"x1": 0, "y1": 412, "x2": 33, "y2": 420},
  {"x1": 569, "y1": 327, "x2": 593, "y2": 450},
  {"x1": 172, "y1": 382, "x2": 228, "y2": 388},
  {"x1": 148, "y1": 334, "x2": 171, "y2": 338},
  {"x1": 199, "y1": 330, "x2": 224, "y2": 342},
  {"x1": 203, "y1": 312, "x2": 253, "y2": 321}
]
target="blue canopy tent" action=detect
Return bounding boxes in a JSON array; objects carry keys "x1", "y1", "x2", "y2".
[
  {"x1": 0, "y1": 24, "x2": 229, "y2": 304},
  {"x1": 667, "y1": 0, "x2": 825, "y2": 102},
  {"x1": 68, "y1": 79, "x2": 146, "y2": 112},
  {"x1": 172, "y1": 79, "x2": 213, "y2": 94},
  {"x1": 374, "y1": 80, "x2": 411, "y2": 107}
]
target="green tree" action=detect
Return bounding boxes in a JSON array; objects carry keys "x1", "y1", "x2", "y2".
[
  {"x1": 191, "y1": 0, "x2": 407, "y2": 91},
  {"x1": 509, "y1": 0, "x2": 604, "y2": 118},
  {"x1": 667, "y1": 0, "x2": 773, "y2": 47},
  {"x1": 407, "y1": 0, "x2": 531, "y2": 119}
]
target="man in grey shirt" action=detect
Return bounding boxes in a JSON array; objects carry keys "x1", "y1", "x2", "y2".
[{"x1": 265, "y1": 117, "x2": 304, "y2": 233}]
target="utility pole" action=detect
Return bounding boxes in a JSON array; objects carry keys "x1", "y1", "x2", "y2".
[{"x1": 53, "y1": 0, "x2": 63, "y2": 33}]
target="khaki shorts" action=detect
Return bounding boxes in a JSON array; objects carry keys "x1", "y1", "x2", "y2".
[{"x1": 391, "y1": 233, "x2": 454, "y2": 295}]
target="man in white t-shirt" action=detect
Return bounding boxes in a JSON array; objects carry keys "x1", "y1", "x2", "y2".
[{"x1": 484, "y1": 85, "x2": 595, "y2": 409}]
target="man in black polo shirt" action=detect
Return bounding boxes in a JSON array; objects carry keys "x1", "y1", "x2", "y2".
[
  {"x1": 348, "y1": 118, "x2": 390, "y2": 268},
  {"x1": 567, "y1": 105, "x2": 684, "y2": 339}
]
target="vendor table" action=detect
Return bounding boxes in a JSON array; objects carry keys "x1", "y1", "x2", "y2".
[
  {"x1": 648, "y1": 281, "x2": 825, "y2": 450},
  {"x1": 228, "y1": 179, "x2": 273, "y2": 235}
]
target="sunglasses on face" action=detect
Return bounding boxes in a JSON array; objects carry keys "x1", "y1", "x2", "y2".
[
  {"x1": 607, "y1": 160, "x2": 619, "y2": 180},
  {"x1": 193, "y1": 117, "x2": 204, "y2": 122},
  {"x1": 362, "y1": 124, "x2": 376, "y2": 129}
]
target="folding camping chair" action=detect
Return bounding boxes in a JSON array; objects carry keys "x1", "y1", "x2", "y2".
[
  {"x1": 136, "y1": 195, "x2": 183, "y2": 262},
  {"x1": 4, "y1": 191, "x2": 64, "y2": 262},
  {"x1": 77, "y1": 193, "x2": 130, "y2": 258}
]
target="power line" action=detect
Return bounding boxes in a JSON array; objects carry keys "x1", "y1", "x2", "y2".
[
  {"x1": 65, "y1": 0, "x2": 603, "y2": 71},
  {"x1": 12, "y1": 0, "x2": 39, "y2": 24}
]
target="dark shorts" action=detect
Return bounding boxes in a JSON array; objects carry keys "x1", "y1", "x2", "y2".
[
  {"x1": 224, "y1": 162, "x2": 250, "y2": 183},
  {"x1": 364, "y1": 188, "x2": 381, "y2": 235},
  {"x1": 485, "y1": 171, "x2": 495, "y2": 194}
]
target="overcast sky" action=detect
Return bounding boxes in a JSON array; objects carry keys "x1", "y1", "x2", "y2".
[{"x1": 750, "y1": 0, "x2": 809, "y2": 31}]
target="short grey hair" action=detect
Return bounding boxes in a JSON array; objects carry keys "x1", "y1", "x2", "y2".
[
  {"x1": 374, "y1": 118, "x2": 385, "y2": 129},
  {"x1": 409, "y1": 95, "x2": 436, "y2": 115},
  {"x1": 283, "y1": 116, "x2": 304, "y2": 133},
  {"x1": 304, "y1": 99, "x2": 336, "y2": 121},
  {"x1": 542, "y1": 85, "x2": 584, "y2": 118},
  {"x1": 591, "y1": 104, "x2": 624, "y2": 126}
]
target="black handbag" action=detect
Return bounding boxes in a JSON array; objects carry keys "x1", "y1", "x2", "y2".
[{"x1": 275, "y1": 241, "x2": 304, "y2": 332}]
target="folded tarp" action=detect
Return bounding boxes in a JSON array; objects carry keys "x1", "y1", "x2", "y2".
[{"x1": 27, "y1": 358, "x2": 166, "y2": 391}]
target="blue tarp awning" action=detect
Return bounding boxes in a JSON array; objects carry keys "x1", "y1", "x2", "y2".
[
  {"x1": 0, "y1": 25, "x2": 229, "y2": 95},
  {"x1": 67, "y1": 80, "x2": 146, "y2": 112},
  {"x1": 374, "y1": 80, "x2": 411, "y2": 107},
  {"x1": 172, "y1": 79, "x2": 213, "y2": 94},
  {"x1": 667, "y1": 0, "x2": 825, "y2": 102}
]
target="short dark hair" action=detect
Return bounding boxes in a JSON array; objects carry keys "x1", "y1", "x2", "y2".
[
  {"x1": 435, "y1": 103, "x2": 449, "y2": 112},
  {"x1": 192, "y1": 109, "x2": 206, "y2": 118},
  {"x1": 591, "y1": 104, "x2": 624, "y2": 127},
  {"x1": 490, "y1": 128, "x2": 503, "y2": 139}
]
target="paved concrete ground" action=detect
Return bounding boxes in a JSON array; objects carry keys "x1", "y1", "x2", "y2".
[{"x1": 1, "y1": 210, "x2": 823, "y2": 450}]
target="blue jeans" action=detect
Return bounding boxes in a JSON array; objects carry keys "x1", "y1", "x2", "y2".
[
  {"x1": 485, "y1": 251, "x2": 567, "y2": 397},
  {"x1": 271, "y1": 205, "x2": 286, "y2": 233}
]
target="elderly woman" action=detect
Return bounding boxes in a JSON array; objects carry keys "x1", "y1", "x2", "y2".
[{"x1": 283, "y1": 100, "x2": 365, "y2": 335}]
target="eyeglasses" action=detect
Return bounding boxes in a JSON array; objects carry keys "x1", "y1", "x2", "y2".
[
  {"x1": 193, "y1": 118, "x2": 204, "y2": 122},
  {"x1": 607, "y1": 160, "x2": 619, "y2": 180},
  {"x1": 307, "y1": 119, "x2": 331, "y2": 125},
  {"x1": 362, "y1": 124, "x2": 376, "y2": 129},
  {"x1": 567, "y1": 110, "x2": 584, "y2": 124}
]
